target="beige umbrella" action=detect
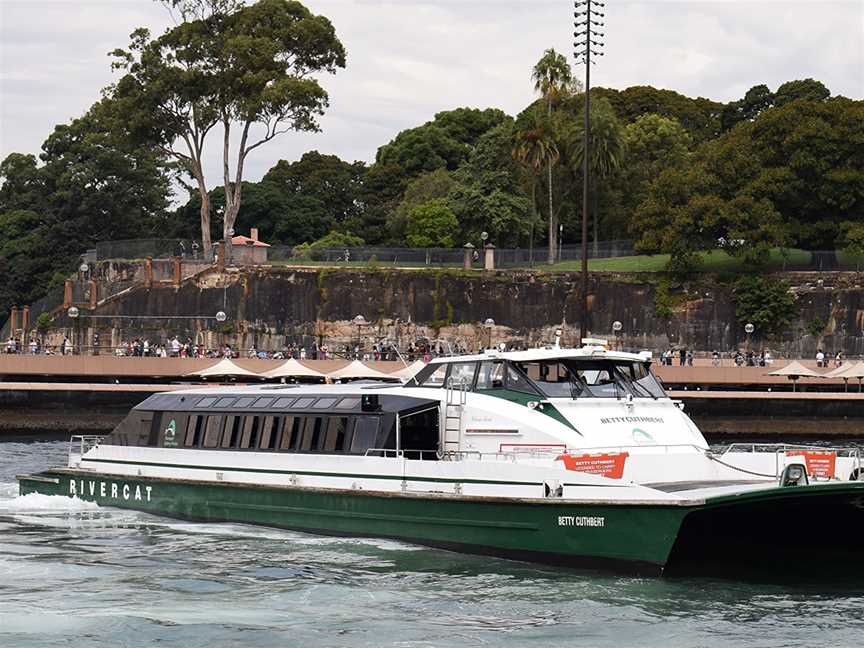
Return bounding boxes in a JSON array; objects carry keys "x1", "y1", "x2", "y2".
[
  {"x1": 390, "y1": 360, "x2": 427, "y2": 382},
  {"x1": 838, "y1": 361, "x2": 864, "y2": 393},
  {"x1": 262, "y1": 358, "x2": 326, "y2": 380},
  {"x1": 328, "y1": 360, "x2": 399, "y2": 381},
  {"x1": 186, "y1": 358, "x2": 261, "y2": 379},
  {"x1": 768, "y1": 360, "x2": 821, "y2": 392}
]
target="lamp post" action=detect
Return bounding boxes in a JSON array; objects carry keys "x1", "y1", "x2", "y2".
[
  {"x1": 215, "y1": 310, "x2": 227, "y2": 356},
  {"x1": 484, "y1": 318, "x2": 495, "y2": 350},
  {"x1": 67, "y1": 306, "x2": 79, "y2": 355},
  {"x1": 574, "y1": 0, "x2": 605, "y2": 342},
  {"x1": 612, "y1": 320, "x2": 622, "y2": 350},
  {"x1": 353, "y1": 314, "x2": 367, "y2": 358},
  {"x1": 744, "y1": 322, "x2": 755, "y2": 355}
]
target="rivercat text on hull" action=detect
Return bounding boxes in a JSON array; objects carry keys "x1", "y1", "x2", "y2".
[{"x1": 19, "y1": 343, "x2": 864, "y2": 575}]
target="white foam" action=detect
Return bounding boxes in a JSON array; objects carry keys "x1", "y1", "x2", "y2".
[{"x1": 1, "y1": 492, "x2": 99, "y2": 512}]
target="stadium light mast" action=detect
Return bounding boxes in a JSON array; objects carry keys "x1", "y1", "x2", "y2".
[{"x1": 574, "y1": 0, "x2": 604, "y2": 342}]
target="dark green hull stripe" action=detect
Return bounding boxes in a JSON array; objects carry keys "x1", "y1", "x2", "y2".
[
  {"x1": 82, "y1": 456, "x2": 612, "y2": 489},
  {"x1": 18, "y1": 470, "x2": 687, "y2": 573}
]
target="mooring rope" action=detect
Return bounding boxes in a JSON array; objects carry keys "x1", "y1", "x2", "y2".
[{"x1": 703, "y1": 452, "x2": 778, "y2": 479}]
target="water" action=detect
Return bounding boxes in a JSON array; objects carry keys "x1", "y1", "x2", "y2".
[{"x1": 2, "y1": 441, "x2": 864, "y2": 647}]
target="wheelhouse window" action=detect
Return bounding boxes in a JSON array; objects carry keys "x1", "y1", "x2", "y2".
[
  {"x1": 447, "y1": 362, "x2": 476, "y2": 389},
  {"x1": 514, "y1": 359, "x2": 666, "y2": 399},
  {"x1": 415, "y1": 364, "x2": 447, "y2": 388},
  {"x1": 475, "y1": 361, "x2": 504, "y2": 390}
]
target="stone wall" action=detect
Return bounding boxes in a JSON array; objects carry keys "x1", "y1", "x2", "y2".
[{"x1": 45, "y1": 266, "x2": 864, "y2": 356}]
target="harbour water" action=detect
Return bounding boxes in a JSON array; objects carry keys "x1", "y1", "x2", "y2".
[{"x1": 2, "y1": 440, "x2": 864, "y2": 647}]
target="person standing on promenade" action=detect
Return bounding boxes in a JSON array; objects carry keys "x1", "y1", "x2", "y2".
[
  {"x1": 816, "y1": 348, "x2": 825, "y2": 368},
  {"x1": 679, "y1": 348, "x2": 686, "y2": 366}
]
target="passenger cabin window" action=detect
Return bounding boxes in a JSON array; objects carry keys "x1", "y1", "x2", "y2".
[
  {"x1": 252, "y1": 397, "x2": 274, "y2": 408},
  {"x1": 235, "y1": 397, "x2": 255, "y2": 408},
  {"x1": 313, "y1": 397, "x2": 337, "y2": 409},
  {"x1": 336, "y1": 397, "x2": 360, "y2": 410},
  {"x1": 222, "y1": 416, "x2": 242, "y2": 448},
  {"x1": 203, "y1": 416, "x2": 223, "y2": 448},
  {"x1": 350, "y1": 416, "x2": 380, "y2": 454},
  {"x1": 293, "y1": 397, "x2": 315, "y2": 409},
  {"x1": 215, "y1": 397, "x2": 236, "y2": 408},
  {"x1": 273, "y1": 397, "x2": 295, "y2": 408},
  {"x1": 195, "y1": 397, "x2": 218, "y2": 408}
]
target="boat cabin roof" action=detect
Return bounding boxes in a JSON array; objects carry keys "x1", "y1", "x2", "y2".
[{"x1": 426, "y1": 346, "x2": 651, "y2": 365}]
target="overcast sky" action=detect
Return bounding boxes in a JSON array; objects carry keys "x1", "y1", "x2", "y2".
[{"x1": 1, "y1": 0, "x2": 862, "y2": 195}]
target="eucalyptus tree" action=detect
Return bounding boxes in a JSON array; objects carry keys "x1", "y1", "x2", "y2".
[
  {"x1": 108, "y1": 0, "x2": 346, "y2": 256},
  {"x1": 531, "y1": 49, "x2": 576, "y2": 263}
]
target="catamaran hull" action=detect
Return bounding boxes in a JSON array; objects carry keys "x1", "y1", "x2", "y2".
[
  {"x1": 18, "y1": 469, "x2": 687, "y2": 575},
  {"x1": 18, "y1": 471, "x2": 864, "y2": 577}
]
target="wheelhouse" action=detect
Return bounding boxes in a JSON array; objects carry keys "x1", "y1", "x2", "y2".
[{"x1": 407, "y1": 353, "x2": 667, "y2": 400}]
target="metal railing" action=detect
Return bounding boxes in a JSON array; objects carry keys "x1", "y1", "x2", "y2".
[{"x1": 68, "y1": 435, "x2": 104, "y2": 468}]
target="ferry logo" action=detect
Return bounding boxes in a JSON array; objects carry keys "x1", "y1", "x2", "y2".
[
  {"x1": 632, "y1": 428, "x2": 654, "y2": 444},
  {"x1": 164, "y1": 419, "x2": 178, "y2": 448}
]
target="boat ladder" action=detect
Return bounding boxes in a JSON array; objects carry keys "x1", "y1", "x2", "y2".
[{"x1": 443, "y1": 377, "x2": 468, "y2": 456}]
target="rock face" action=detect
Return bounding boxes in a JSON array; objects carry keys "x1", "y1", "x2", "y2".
[{"x1": 48, "y1": 267, "x2": 864, "y2": 356}]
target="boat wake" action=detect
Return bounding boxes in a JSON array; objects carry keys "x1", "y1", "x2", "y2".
[{"x1": 0, "y1": 483, "x2": 99, "y2": 513}]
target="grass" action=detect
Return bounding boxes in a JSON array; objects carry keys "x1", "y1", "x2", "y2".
[{"x1": 539, "y1": 248, "x2": 813, "y2": 273}]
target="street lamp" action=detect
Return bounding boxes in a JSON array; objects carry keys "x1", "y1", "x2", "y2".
[
  {"x1": 744, "y1": 322, "x2": 755, "y2": 356},
  {"x1": 353, "y1": 315, "x2": 367, "y2": 357},
  {"x1": 68, "y1": 306, "x2": 79, "y2": 355},
  {"x1": 484, "y1": 318, "x2": 495, "y2": 350},
  {"x1": 215, "y1": 311, "x2": 227, "y2": 323},
  {"x1": 612, "y1": 320, "x2": 622, "y2": 350}
]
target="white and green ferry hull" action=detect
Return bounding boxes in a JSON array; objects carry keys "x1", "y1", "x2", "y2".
[{"x1": 18, "y1": 470, "x2": 864, "y2": 576}]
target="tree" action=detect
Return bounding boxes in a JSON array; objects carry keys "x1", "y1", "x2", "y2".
[
  {"x1": 513, "y1": 122, "x2": 557, "y2": 255},
  {"x1": 531, "y1": 49, "x2": 575, "y2": 263},
  {"x1": 733, "y1": 276, "x2": 797, "y2": 337},
  {"x1": 774, "y1": 78, "x2": 830, "y2": 107},
  {"x1": 567, "y1": 99, "x2": 624, "y2": 253},
  {"x1": 389, "y1": 168, "x2": 458, "y2": 243},
  {"x1": 109, "y1": 0, "x2": 346, "y2": 255},
  {"x1": 405, "y1": 200, "x2": 458, "y2": 248},
  {"x1": 720, "y1": 84, "x2": 774, "y2": 132}
]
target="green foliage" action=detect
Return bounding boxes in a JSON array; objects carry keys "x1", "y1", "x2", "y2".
[
  {"x1": 807, "y1": 316, "x2": 827, "y2": 338},
  {"x1": 653, "y1": 279, "x2": 676, "y2": 320},
  {"x1": 720, "y1": 84, "x2": 774, "y2": 132},
  {"x1": 840, "y1": 222, "x2": 864, "y2": 256},
  {"x1": 405, "y1": 201, "x2": 458, "y2": 248},
  {"x1": 307, "y1": 230, "x2": 365, "y2": 249},
  {"x1": 389, "y1": 168, "x2": 458, "y2": 243},
  {"x1": 733, "y1": 276, "x2": 797, "y2": 337},
  {"x1": 774, "y1": 78, "x2": 830, "y2": 107},
  {"x1": 35, "y1": 312, "x2": 53, "y2": 334}
]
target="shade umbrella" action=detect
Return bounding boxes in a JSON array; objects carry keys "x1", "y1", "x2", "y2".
[
  {"x1": 838, "y1": 361, "x2": 864, "y2": 393},
  {"x1": 327, "y1": 360, "x2": 400, "y2": 381},
  {"x1": 390, "y1": 360, "x2": 427, "y2": 382},
  {"x1": 262, "y1": 358, "x2": 326, "y2": 380},
  {"x1": 822, "y1": 361, "x2": 855, "y2": 392},
  {"x1": 768, "y1": 360, "x2": 821, "y2": 392},
  {"x1": 186, "y1": 358, "x2": 261, "y2": 379}
]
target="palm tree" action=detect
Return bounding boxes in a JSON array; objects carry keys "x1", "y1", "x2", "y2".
[
  {"x1": 513, "y1": 125, "x2": 560, "y2": 265},
  {"x1": 570, "y1": 104, "x2": 624, "y2": 254},
  {"x1": 532, "y1": 49, "x2": 574, "y2": 264}
]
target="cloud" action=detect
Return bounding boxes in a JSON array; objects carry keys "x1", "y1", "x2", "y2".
[{"x1": 2, "y1": 0, "x2": 862, "y2": 193}]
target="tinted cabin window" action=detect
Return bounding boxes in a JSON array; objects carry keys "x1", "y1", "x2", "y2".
[
  {"x1": 323, "y1": 417, "x2": 349, "y2": 452},
  {"x1": 350, "y1": 417, "x2": 379, "y2": 454},
  {"x1": 300, "y1": 417, "x2": 324, "y2": 451},
  {"x1": 293, "y1": 397, "x2": 315, "y2": 409},
  {"x1": 506, "y1": 364, "x2": 538, "y2": 395},
  {"x1": 236, "y1": 397, "x2": 255, "y2": 408},
  {"x1": 185, "y1": 415, "x2": 205, "y2": 447},
  {"x1": 222, "y1": 415, "x2": 242, "y2": 448},
  {"x1": 336, "y1": 397, "x2": 360, "y2": 410},
  {"x1": 196, "y1": 397, "x2": 218, "y2": 408},
  {"x1": 274, "y1": 397, "x2": 295, "y2": 408},
  {"x1": 203, "y1": 416, "x2": 223, "y2": 448},
  {"x1": 215, "y1": 397, "x2": 236, "y2": 408},
  {"x1": 417, "y1": 364, "x2": 447, "y2": 388},
  {"x1": 314, "y1": 397, "x2": 337, "y2": 409},
  {"x1": 240, "y1": 416, "x2": 261, "y2": 449},
  {"x1": 253, "y1": 397, "x2": 274, "y2": 409},
  {"x1": 259, "y1": 416, "x2": 279, "y2": 450},
  {"x1": 280, "y1": 416, "x2": 301, "y2": 450}
]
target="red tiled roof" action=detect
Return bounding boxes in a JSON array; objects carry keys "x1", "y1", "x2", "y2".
[{"x1": 231, "y1": 235, "x2": 270, "y2": 247}]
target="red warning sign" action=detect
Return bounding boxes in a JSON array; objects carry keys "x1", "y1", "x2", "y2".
[
  {"x1": 557, "y1": 452, "x2": 629, "y2": 479},
  {"x1": 785, "y1": 450, "x2": 836, "y2": 479}
]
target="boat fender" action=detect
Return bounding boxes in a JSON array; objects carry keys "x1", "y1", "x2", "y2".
[{"x1": 544, "y1": 481, "x2": 563, "y2": 498}]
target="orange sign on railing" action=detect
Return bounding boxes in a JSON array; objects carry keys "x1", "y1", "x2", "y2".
[
  {"x1": 785, "y1": 450, "x2": 836, "y2": 479},
  {"x1": 557, "y1": 452, "x2": 629, "y2": 479}
]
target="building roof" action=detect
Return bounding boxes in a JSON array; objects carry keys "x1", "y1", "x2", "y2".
[{"x1": 231, "y1": 235, "x2": 270, "y2": 247}]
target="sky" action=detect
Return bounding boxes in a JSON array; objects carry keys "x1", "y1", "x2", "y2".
[{"x1": 1, "y1": 0, "x2": 862, "y2": 197}]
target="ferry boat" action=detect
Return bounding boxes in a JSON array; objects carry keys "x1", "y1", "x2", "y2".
[{"x1": 18, "y1": 342, "x2": 864, "y2": 575}]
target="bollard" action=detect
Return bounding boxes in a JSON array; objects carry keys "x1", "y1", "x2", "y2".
[
  {"x1": 463, "y1": 243, "x2": 475, "y2": 270},
  {"x1": 484, "y1": 243, "x2": 495, "y2": 271}
]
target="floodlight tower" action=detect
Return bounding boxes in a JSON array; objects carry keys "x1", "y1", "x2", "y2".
[{"x1": 574, "y1": 0, "x2": 605, "y2": 342}]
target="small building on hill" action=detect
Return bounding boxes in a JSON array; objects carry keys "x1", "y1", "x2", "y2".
[{"x1": 231, "y1": 228, "x2": 270, "y2": 265}]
